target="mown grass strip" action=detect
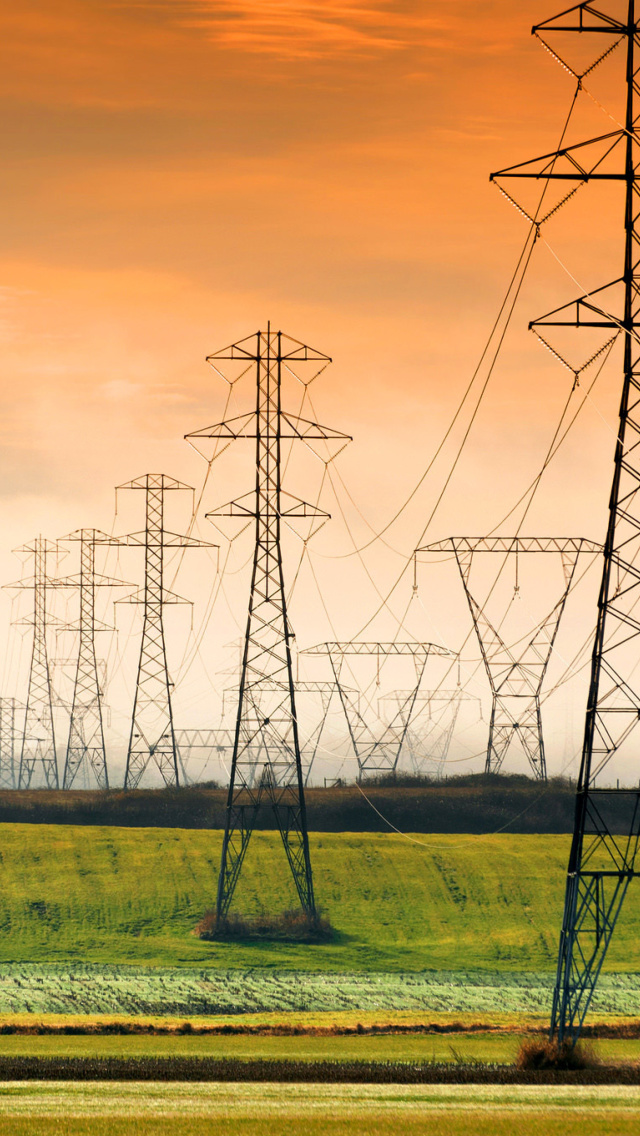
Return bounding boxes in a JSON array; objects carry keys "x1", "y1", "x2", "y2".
[{"x1": 0, "y1": 1009, "x2": 552, "y2": 1032}]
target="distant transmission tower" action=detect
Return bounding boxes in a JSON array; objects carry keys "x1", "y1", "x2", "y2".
[
  {"x1": 491, "y1": 1, "x2": 640, "y2": 1044},
  {"x1": 186, "y1": 326, "x2": 350, "y2": 925},
  {"x1": 6, "y1": 537, "x2": 60, "y2": 789},
  {"x1": 221, "y1": 679, "x2": 340, "y2": 786},
  {"x1": 59, "y1": 529, "x2": 124, "y2": 790},
  {"x1": 118, "y1": 474, "x2": 213, "y2": 790},
  {"x1": 302, "y1": 642, "x2": 453, "y2": 780},
  {"x1": 380, "y1": 689, "x2": 480, "y2": 778},
  {"x1": 420, "y1": 539, "x2": 600, "y2": 780},
  {"x1": 0, "y1": 698, "x2": 23, "y2": 789},
  {"x1": 174, "y1": 728, "x2": 235, "y2": 785}
]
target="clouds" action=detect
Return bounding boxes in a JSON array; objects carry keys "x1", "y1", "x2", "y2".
[
  {"x1": 179, "y1": 0, "x2": 455, "y2": 60},
  {"x1": 0, "y1": 1, "x2": 625, "y2": 774}
]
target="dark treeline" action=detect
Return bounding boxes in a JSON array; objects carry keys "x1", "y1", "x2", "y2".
[{"x1": 0, "y1": 774, "x2": 589, "y2": 833}]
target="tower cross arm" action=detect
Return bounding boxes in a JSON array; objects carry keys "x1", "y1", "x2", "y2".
[
  {"x1": 207, "y1": 491, "x2": 329, "y2": 521},
  {"x1": 532, "y1": 4, "x2": 629, "y2": 34},
  {"x1": 159, "y1": 531, "x2": 217, "y2": 548},
  {"x1": 529, "y1": 280, "x2": 623, "y2": 329},
  {"x1": 185, "y1": 412, "x2": 351, "y2": 448},
  {"x1": 302, "y1": 641, "x2": 454, "y2": 658},
  {"x1": 417, "y1": 537, "x2": 602, "y2": 555},
  {"x1": 116, "y1": 586, "x2": 192, "y2": 606},
  {"x1": 116, "y1": 474, "x2": 194, "y2": 492},
  {"x1": 175, "y1": 728, "x2": 236, "y2": 749},
  {"x1": 490, "y1": 131, "x2": 627, "y2": 182},
  {"x1": 184, "y1": 412, "x2": 256, "y2": 441},
  {"x1": 41, "y1": 573, "x2": 133, "y2": 589},
  {"x1": 115, "y1": 530, "x2": 217, "y2": 549},
  {"x1": 205, "y1": 330, "x2": 332, "y2": 365},
  {"x1": 279, "y1": 413, "x2": 352, "y2": 444},
  {"x1": 60, "y1": 529, "x2": 124, "y2": 545}
]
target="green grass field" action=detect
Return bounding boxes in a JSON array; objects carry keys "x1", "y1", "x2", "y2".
[
  {"x1": 0, "y1": 823, "x2": 618, "y2": 971},
  {"x1": 0, "y1": 1029, "x2": 639, "y2": 1064},
  {"x1": 0, "y1": 824, "x2": 638, "y2": 1018},
  {"x1": 1, "y1": 1083, "x2": 640, "y2": 1135}
]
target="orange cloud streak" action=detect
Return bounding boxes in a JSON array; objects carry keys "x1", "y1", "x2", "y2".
[{"x1": 182, "y1": 0, "x2": 455, "y2": 59}]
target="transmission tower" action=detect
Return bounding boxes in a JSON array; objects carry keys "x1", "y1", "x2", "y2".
[
  {"x1": 57, "y1": 529, "x2": 126, "y2": 790},
  {"x1": 174, "y1": 728, "x2": 236, "y2": 785},
  {"x1": 295, "y1": 681, "x2": 340, "y2": 786},
  {"x1": 380, "y1": 689, "x2": 481, "y2": 778},
  {"x1": 6, "y1": 537, "x2": 61, "y2": 789},
  {"x1": 302, "y1": 642, "x2": 453, "y2": 780},
  {"x1": 222, "y1": 679, "x2": 340, "y2": 786},
  {"x1": 420, "y1": 539, "x2": 600, "y2": 780},
  {"x1": 185, "y1": 326, "x2": 350, "y2": 925},
  {"x1": 117, "y1": 474, "x2": 214, "y2": 790},
  {"x1": 491, "y1": 2, "x2": 640, "y2": 1044},
  {"x1": 0, "y1": 698, "x2": 24, "y2": 789}
]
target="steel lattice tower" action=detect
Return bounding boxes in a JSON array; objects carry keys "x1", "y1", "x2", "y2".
[
  {"x1": 380, "y1": 689, "x2": 480, "y2": 778},
  {"x1": 119, "y1": 474, "x2": 213, "y2": 790},
  {"x1": 8, "y1": 537, "x2": 60, "y2": 789},
  {"x1": 0, "y1": 698, "x2": 23, "y2": 789},
  {"x1": 221, "y1": 680, "x2": 340, "y2": 787},
  {"x1": 491, "y1": 1, "x2": 640, "y2": 1044},
  {"x1": 186, "y1": 326, "x2": 350, "y2": 925},
  {"x1": 60, "y1": 529, "x2": 123, "y2": 790},
  {"x1": 420, "y1": 539, "x2": 600, "y2": 780},
  {"x1": 303, "y1": 641, "x2": 453, "y2": 781}
]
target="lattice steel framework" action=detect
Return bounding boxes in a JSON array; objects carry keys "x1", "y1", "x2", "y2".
[
  {"x1": 222, "y1": 679, "x2": 341, "y2": 786},
  {"x1": 59, "y1": 529, "x2": 124, "y2": 790},
  {"x1": 186, "y1": 326, "x2": 350, "y2": 924},
  {"x1": 7, "y1": 537, "x2": 60, "y2": 789},
  {"x1": 380, "y1": 688, "x2": 481, "y2": 778},
  {"x1": 119, "y1": 474, "x2": 214, "y2": 790},
  {"x1": 0, "y1": 698, "x2": 23, "y2": 790},
  {"x1": 421, "y1": 539, "x2": 600, "y2": 780},
  {"x1": 303, "y1": 642, "x2": 453, "y2": 781},
  {"x1": 491, "y1": 1, "x2": 640, "y2": 1044},
  {"x1": 174, "y1": 728, "x2": 235, "y2": 785},
  {"x1": 296, "y1": 681, "x2": 339, "y2": 786}
]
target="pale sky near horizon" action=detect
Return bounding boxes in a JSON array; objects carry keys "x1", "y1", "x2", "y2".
[{"x1": 0, "y1": 0, "x2": 633, "y2": 782}]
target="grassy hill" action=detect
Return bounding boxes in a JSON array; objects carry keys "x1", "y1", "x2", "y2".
[{"x1": 1, "y1": 823, "x2": 639, "y2": 975}]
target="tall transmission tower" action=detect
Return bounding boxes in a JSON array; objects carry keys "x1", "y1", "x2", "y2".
[
  {"x1": 6, "y1": 537, "x2": 61, "y2": 789},
  {"x1": 491, "y1": 2, "x2": 640, "y2": 1044},
  {"x1": 420, "y1": 539, "x2": 600, "y2": 780},
  {"x1": 58, "y1": 529, "x2": 124, "y2": 790},
  {"x1": 302, "y1": 642, "x2": 453, "y2": 780},
  {"x1": 186, "y1": 326, "x2": 350, "y2": 925},
  {"x1": 0, "y1": 698, "x2": 24, "y2": 789},
  {"x1": 118, "y1": 474, "x2": 214, "y2": 790}
]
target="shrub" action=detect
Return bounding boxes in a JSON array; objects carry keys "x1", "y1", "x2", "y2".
[
  {"x1": 516, "y1": 1036, "x2": 599, "y2": 1070},
  {"x1": 195, "y1": 907, "x2": 336, "y2": 943}
]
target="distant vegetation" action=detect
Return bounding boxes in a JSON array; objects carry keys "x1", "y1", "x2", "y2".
[{"x1": 0, "y1": 774, "x2": 585, "y2": 833}]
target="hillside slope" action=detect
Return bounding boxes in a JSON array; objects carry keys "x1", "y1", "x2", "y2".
[{"x1": 2, "y1": 825, "x2": 639, "y2": 974}]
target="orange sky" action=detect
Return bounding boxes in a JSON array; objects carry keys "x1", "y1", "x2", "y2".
[{"x1": 0, "y1": 0, "x2": 632, "y2": 780}]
